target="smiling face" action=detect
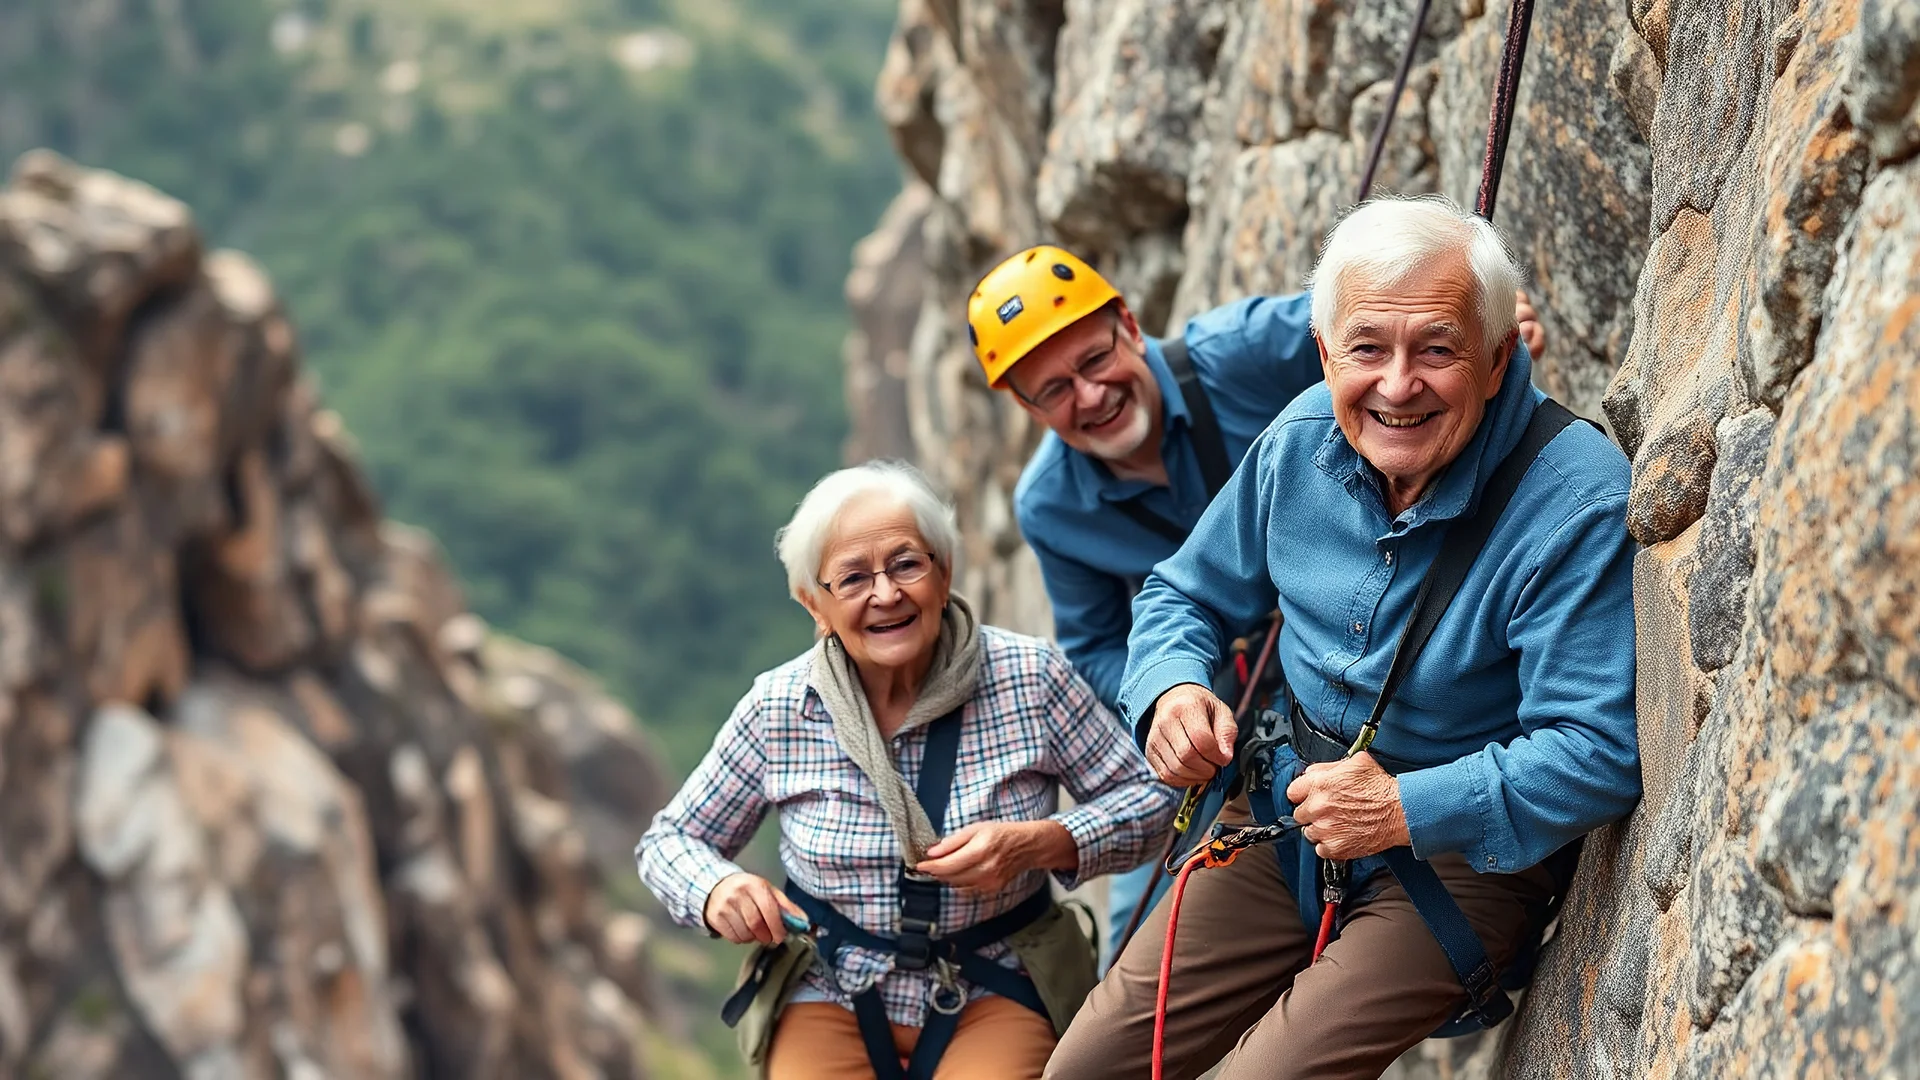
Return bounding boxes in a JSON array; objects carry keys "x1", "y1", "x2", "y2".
[
  {"x1": 1317, "y1": 253, "x2": 1514, "y2": 514},
  {"x1": 799, "y1": 494, "x2": 951, "y2": 677},
  {"x1": 1004, "y1": 304, "x2": 1164, "y2": 465}
]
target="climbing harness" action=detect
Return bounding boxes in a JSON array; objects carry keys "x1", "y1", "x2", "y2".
[
  {"x1": 1147, "y1": 399, "x2": 1591, "y2": 1079},
  {"x1": 721, "y1": 706, "x2": 1057, "y2": 1080}
]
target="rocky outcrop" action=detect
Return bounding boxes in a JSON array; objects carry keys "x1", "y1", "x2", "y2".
[
  {"x1": 848, "y1": 0, "x2": 1917, "y2": 1076},
  {"x1": 0, "y1": 151, "x2": 669, "y2": 1079}
]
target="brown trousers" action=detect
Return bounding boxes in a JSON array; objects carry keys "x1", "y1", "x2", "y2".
[
  {"x1": 1045, "y1": 799, "x2": 1555, "y2": 1080},
  {"x1": 767, "y1": 997, "x2": 1057, "y2": 1080}
]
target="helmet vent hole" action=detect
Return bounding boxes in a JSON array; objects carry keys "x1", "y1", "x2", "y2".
[
  {"x1": 987, "y1": 350, "x2": 998, "y2": 362},
  {"x1": 1050, "y1": 263, "x2": 1075, "y2": 281},
  {"x1": 1054, "y1": 295, "x2": 1066, "y2": 307}
]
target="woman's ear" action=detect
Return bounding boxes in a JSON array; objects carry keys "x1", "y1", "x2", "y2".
[{"x1": 796, "y1": 590, "x2": 830, "y2": 637}]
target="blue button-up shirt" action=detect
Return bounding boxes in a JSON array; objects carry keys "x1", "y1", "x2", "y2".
[
  {"x1": 1120, "y1": 345, "x2": 1641, "y2": 875},
  {"x1": 1013, "y1": 293, "x2": 1325, "y2": 708}
]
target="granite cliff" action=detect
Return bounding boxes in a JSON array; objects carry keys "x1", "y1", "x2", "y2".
[
  {"x1": 844, "y1": 0, "x2": 1919, "y2": 1075},
  {"x1": 0, "y1": 151, "x2": 673, "y2": 1079}
]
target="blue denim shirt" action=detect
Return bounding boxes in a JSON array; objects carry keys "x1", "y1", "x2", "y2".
[
  {"x1": 1119, "y1": 346, "x2": 1641, "y2": 875},
  {"x1": 1013, "y1": 294, "x2": 1325, "y2": 708}
]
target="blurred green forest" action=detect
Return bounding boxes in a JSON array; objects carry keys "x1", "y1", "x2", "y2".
[
  {"x1": 0, "y1": 0, "x2": 902, "y2": 776},
  {"x1": 0, "y1": 4, "x2": 901, "y2": 1068}
]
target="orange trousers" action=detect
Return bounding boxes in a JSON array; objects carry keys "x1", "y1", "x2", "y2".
[{"x1": 766, "y1": 997, "x2": 1056, "y2": 1080}]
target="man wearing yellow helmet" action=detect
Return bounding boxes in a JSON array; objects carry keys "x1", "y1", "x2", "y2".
[{"x1": 966, "y1": 245, "x2": 1543, "y2": 959}]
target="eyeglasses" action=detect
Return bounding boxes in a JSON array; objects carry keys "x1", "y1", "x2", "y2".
[
  {"x1": 1018, "y1": 328, "x2": 1122, "y2": 414},
  {"x1": 819, "y1": 550, "x2": 936, "y2": 601}
]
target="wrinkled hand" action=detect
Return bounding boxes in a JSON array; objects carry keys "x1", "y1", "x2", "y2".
[
  {"x1": 704, "y1": 872, "x2": 806, "y2": 946},
  {"x1": 915, "y1": 820, "x2": 1076, "y2": 893},
  {"x1": 1144, "y1": 683, "x2": 1237, "y2": 786},
  {"x1": 1285, "y1": 752, "x2": 1411, "y2": 861},
  {"x1": 1516, "y1": 288, "x2": 1547, "y2": 360}
]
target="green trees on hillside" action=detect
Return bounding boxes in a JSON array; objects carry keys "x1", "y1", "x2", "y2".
[{"x1": 0, "y1": 0, "x2": 903, "y2": 766}]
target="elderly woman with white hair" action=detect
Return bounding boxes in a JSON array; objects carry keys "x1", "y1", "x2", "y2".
[
  {"x1": 1045, "y1": 194, "x2": 1640, "y2": 1079},
  {"x1": 638, "y1": 461, "x2": 1176, "y2": 1080}
]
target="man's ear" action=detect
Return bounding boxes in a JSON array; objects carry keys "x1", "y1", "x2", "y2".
[
  {"x1": 1484, "y1": 330, "x2": 1517, "y2": 400},
  {"x1": 1313, "y1": 328, "x2": 1332, "y2": 379},
  {"x1": 1114, "y1": 301, "x2": 1145, "y2": 349}
]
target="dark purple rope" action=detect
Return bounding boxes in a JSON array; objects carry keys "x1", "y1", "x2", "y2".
[
  {"x1": 1475, "y1": 0, "x2": 1539, "y2": 220},
  {"x1": 1356, "y1": 0, "x2": 1437, "y2": 203}
]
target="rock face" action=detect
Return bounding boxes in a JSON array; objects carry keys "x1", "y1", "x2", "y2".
[
  {"x1": 847, "y1": 0, "x2": 1918, "y2": 1076},
  {"x1": 0, "y1": 151, "x2": 670, "y2": 1079}
]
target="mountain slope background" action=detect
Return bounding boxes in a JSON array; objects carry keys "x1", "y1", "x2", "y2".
[{"x1": 0, "y1": 0, "x2": 902, "y2": 772}]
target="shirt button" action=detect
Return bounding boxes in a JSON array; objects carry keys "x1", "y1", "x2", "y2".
[
  {"x1": 1486, "y1": 855, "x2": 1497, "y2": 868},
  {"x1": 1352, "y1": 621, "x2": 1365, "y2": 633},
  {"x1": 1383, "y1": 551, "x2": 1393, "y2": 565}
]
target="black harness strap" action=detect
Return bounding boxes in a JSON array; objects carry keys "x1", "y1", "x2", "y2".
[
  {"x1": 1112, "y1": 334, "x2": 1231, "y2": 543},
  {"x1": 1337, "y1": 398, "x2": 1582, "y2": 1031},
  {"x1": 774, "y1": 706, "x2": 1050, "y2": 1080},
  {"x1": 1164, "y1": 336, "x2": 1232, "y2": 497}
]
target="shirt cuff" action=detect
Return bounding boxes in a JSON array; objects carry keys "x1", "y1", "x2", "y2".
[
  {"x1": 1118, "y1": 657, "x2": 1217, "y2": 735},
  {"x1": 682, "y1": 855, "x2": 749, "y2": 936},
  {"x1": 1048, "y1": 805, "x2": 1109, "y2": 891},
  {"x1": 1397, "y1": 758, "x2": 1490, "y2": 866}
]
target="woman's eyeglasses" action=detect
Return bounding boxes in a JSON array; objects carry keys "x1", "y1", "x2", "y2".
[{"x1": 820, "y1": 550, "x2": 935, "y2": 601}]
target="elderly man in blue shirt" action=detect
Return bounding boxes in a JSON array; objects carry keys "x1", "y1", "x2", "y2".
[
  {"x1": 1042, "y1": 195, "x2": 1640, "y2": 1080},
  {"x1": 966, "y1": 244, "x2": 1546, "y2": 965}
]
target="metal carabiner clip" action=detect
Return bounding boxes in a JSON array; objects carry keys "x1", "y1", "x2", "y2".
[{"x1": 929, "y1": 958, "x2": 966, "y2": 1015}]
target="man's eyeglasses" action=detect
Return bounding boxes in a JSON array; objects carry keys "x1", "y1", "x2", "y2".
[
  {"x1": 819, "y1": 550, "x2": 935, "y2": 601},
  {"x1": 1018, "y1": 328, "x2": 1122, "y2": 414}
]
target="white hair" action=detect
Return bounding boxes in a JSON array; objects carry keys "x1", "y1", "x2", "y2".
[
  {"x1": 775, "y1": 461, "x2": 960, "y2": 600},
  {"x1": 1306, "y1": 194, "x2": 1523, "y2": 349}
]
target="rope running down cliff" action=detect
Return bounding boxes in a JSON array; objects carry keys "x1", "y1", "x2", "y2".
[{"x1": 1354, "y1": 0, "x2": 1540, "y2": 220}]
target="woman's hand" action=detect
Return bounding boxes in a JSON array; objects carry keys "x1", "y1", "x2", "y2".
[
  {"x1": 704, "y1": 872, "x2": 806, "y2": 946},
  {"x1": 914, "y1": 821, "x2": 1077, "y2": 893}
]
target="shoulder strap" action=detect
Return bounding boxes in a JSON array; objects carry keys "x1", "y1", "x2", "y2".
[
  {"x1": 1111, "y1": 496, "x2": 1187, "y2": 543},
  {"x1": 914, "y1": 705, "x2": 965, "y2": 832},
  {"x1": 1161, "y1": 335, "x2": 1232, "y2": 498},
  {"x1": 1356, "y1": 399, "x2": 1580, "y2": 749}
]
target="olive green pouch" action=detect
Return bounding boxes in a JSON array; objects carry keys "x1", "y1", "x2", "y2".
[
  {"x1": 1004, "y1": 899, "x2": 1099, "y2": 1036},
  {"x1": 724, "y1": 933, "x2": 820, "y2": 1071}
]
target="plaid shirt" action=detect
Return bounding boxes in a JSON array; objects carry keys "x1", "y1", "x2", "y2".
[{"x1": 637, "y1": 626, "x2": 1177, "y2": 1028}]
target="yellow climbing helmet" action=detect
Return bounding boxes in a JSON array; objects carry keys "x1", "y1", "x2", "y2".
[{"x1": 966, "y1": 245, "x2": 1120, "y2": 389}]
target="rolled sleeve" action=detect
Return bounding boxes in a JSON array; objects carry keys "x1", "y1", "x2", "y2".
[{"x1": 635, "y1": 685, "x2": 772, "y2": 930}]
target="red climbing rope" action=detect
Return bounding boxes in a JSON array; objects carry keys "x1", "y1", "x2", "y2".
[
  {"x1": 1152, "y1": 852, "x2": 1205, "y2": 1080},
  {"x1": 1475, "y1": 0, "x2": 1538, "y2": 219}
]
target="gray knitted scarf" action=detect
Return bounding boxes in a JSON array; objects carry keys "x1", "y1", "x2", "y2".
[{"x1": 808, "y1": 592, "x2": 981, "y2": 865}]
